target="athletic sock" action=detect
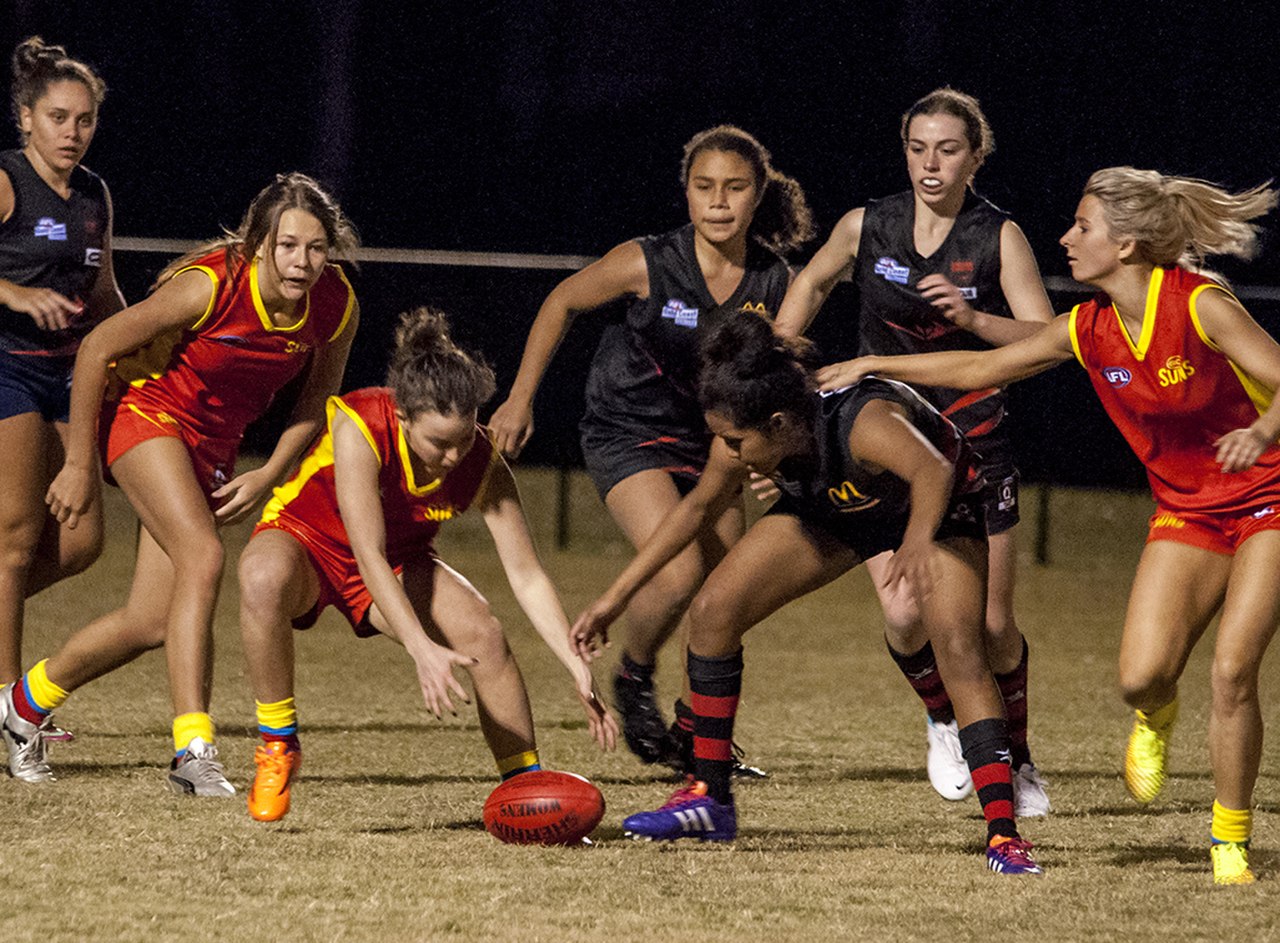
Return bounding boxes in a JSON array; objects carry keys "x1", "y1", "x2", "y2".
[
  {"x1": 618, "y1": 652, "x2": 654, "y2": 682},
  {"x1": 688, "y1": 648, "x2": 743, "y2": 805},
  {"x1": 959, "y1": 717, "x2": 1018, "y2": 842},
  {"x1": 886, "y1": 639, "x2": 954, "y2": 724},
  {"x1": 995, "y1": 637, "x2": 1031, "y2": 768},
  {"x1": 256, "y1": 696, "x2": 300, "y2": 752},
  {"x1": 1138, "y1": 697, "x2": 1178, "y2": 732},
  {"x1": 13, "y1": 659, "x2": 69, "y2": 725},
  {"x1": 173, "y1": 711, "x2": 215, "y2": 755},
  {"x1": 497, "y1": 750, "x2": 541, "y2": 780},
  {"x1": 672, "y1": 698, "x2": 695, "y2": 736},
  {"x1": 1211, "y1": 800, "x2": 1252, "y2": 846}
]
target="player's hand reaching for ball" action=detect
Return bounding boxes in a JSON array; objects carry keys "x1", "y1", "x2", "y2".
[
  {"x1": 575, "y1": 675, "x2": 619, "y2": 751},
  {"x1": 570, "y1": 595, "x2": 625, "y2": 661},
  {"x1": 410, "y1": 638, "x2": 478, "y2": 719},
  {"x1": 489, "y1": 397, "x2": 535, "y2": 459}
]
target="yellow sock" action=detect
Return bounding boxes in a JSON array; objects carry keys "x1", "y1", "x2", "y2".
[
  {"x1": 497, "y1": 750, "x2": 540, "y2": 780},
  {"x1": 1211, "y1": 800, "x2": 1252, "y2": 845},
  {"x1": 173, "y1": 712, "x2": 215, "y2": 753},
  {"x1": 1138, "y1": 696, "x2": 1178, "y2": 731},
  {"x1": 26, "y1": 659, "x2": 70, "y2": 712},
  {"x1": 256, "y1": 697, "x2": 298, "y2": 737}
]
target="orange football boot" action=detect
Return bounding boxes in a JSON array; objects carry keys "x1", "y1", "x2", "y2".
[{"x1": 248, "y1": 741, "x2": 302, "y2": 822}]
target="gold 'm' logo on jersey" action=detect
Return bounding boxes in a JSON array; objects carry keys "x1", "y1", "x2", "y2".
[
  {"x1": 740, "y1": 301, "x2": 769, "y2": 315},
  {"x1": 421, "y1": 506, "x2": 456, "y2": 522},
  {"x1": 827, "y1": 480, "x2": 881, "y2": 512},
  {"x1": 1157, "y1": 356, "x2": 1195, "y2": 387}
]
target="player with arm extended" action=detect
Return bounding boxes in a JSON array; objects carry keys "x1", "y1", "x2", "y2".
[
  {"x1": 490, "y1": 126, "x2": 813, "y2": 773},
  {"x1": 775, "y1": 88, "x2": 1054, "y2": 814},
  {"x1": 0, "y1": 38, "x2": 123, "y2": 714},
  {"x1": 819, "y1": 167, "x2": 1279, "y2": 885},
  {"x1": 572, "y1": 313, "x2": 1042, "y2": 875},
  {"x1": 238, "y1": 307, "x2": 617, "y2": 822},
  {"x1": 1, "y1": 173, "x2": 359, "y2": 795}
]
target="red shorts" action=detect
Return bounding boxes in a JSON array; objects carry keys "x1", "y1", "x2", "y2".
[
  {"x1": 1146, "y1": 501, "x2": 1280, "y2": 555},
  {"x1": 253, "y1": 518, "x2": 422, "y2": 638},
  {"x1": 100, "y1": 398, "x2": 238, "y2": 505}
]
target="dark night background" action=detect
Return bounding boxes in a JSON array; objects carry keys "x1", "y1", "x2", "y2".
[{"x1": 4, "y1": 1, "x2": 1278, "y2": 488}]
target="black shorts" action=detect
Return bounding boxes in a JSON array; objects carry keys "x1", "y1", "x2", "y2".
[
  {"x1": 768, "y1": 490, "x2": 988, "y2": 561},
  {"x1": 968, "y1": 432, "x2": 1020, "y2": 537},
  {"x1": 580, "y1": 416, "x2": 709, "y2": 500},
  {"x1": 0, "y1": 348, "x2": 73, "y2": 422}
]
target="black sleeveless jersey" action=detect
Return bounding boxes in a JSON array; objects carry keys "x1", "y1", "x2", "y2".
[
  {"x1": 0, "y1": 149, "x2": 109, "y2": 354},
  {"x1": 772, "y1": 377, "x2": 980, "y2": 533},
  {"x1": 583, "y1": 224, "x2": 790, "y2": 437},
  {"x1": 854, "y1": 190, "x2": 1010, "y2": 442}
]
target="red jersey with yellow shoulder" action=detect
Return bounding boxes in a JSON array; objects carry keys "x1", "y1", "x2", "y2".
[
  {"x1": 109, "y1": 247, "x2": 356, "y2": 442},
  {"x1": 1069, "y1": 265, "x2": 1280, "y2": 514},
  {"x1": 259, "y1": 387, "x2": 500, "y2": 564}
]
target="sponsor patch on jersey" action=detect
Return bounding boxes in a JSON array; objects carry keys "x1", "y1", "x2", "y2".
[
  {"x1": 827, "y1": 480, "x2": 880, "y2": 513},
  {"x1": 33, "y1": 217, "x2": 68, "y2": 241},
  {"x1": 1157, "y1": 355, "x2": 1195, "y2": 387},
  {"x1": 958, "y1": 287, "x2": 977, "y2": 300},
  {"x1": 874, "y1": 257, "x2": 910, "y2": 285},
  {"x1": 84, "y1": 247, "x2": 102, "y2": 267},
  {"x1": 661, "y1": 299, "x2": 699, "y2": 328},
  {"x1": 1102, "y1": 366, "x2": 1132, "y2": 388},
  {"x1": 740, "y1": 301, "x2": 768, "y2": 315},
  {"x1": 950, "y1": 260, "x2": 974, "y2": 274}
]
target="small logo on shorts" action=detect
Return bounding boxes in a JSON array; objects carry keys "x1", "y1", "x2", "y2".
[
  {"x1": 1251, "y1": 506, "x2": 1276, "y2": 519},
  {"x1": 212, "y1": 466, "x2": 230, "y2": 489},
  {"x1": 874, "y1": 257, "x2": 910, "y2": 285},
  {"x1": 661, "y1": 299, "x2": 699, "y2": 328},
  {"x1": 1151, "y1": 512, "x2": 1185, "y2": 529},
  {"x1": 33, "y1": 217, "x2": 67, "y2": 241},
  {"x1": 1102, "y1": 366, "x2": 1132, "y2": 388}
]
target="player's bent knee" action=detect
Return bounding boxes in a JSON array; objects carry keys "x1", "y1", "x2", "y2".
[
  {"x1": 686, "y1": 589, "x2": 745, "y2": 653},
  {"x1": 1210, "y1": 657, "x2": 1261, "y2": 709}
]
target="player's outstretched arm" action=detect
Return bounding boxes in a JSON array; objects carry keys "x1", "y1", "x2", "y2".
[
  {"x1": 490, "y1": 241, "x2": 648, "y2": 458},
  {"x1": 774, "y1": 207, "x2": 863, "y2": 339},
  {"x1": 477, "y1": 456, "x2": 618, "y2": 750},
  {"x1": 331, "y1": 409, "x2": 475, "y2": 719}
]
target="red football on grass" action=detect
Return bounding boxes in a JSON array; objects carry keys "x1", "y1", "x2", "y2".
[{"x1": 483, "y1": 770, "x2": 606, "y2": 845}]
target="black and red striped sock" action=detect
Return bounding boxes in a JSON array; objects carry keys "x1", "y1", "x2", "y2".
[
  {"x1": 959, "y1": 717, "x2": 1018, "y2": 842},
  {"x1": 886, "y1": 639, "x2": 954, "y2": 724},
  {"x1": 673, "y1": 698, "x2": 695, "y2": 736},
  {"x1": 995, "y1": 637, "x2": 1031, "y2": 768},
  {"x1": 688, "y1": 648, "x2": 743, "y2": 805}
]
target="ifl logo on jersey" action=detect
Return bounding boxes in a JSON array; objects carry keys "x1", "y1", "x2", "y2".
[
  {"x1": 661, "y1": 298, "x2": 699, "y2": 329},
  {"x1": 1157, "y1": 355, "x2": 1195, "y2": 387},
  {"x1": 827, "y1": 480, "x2": 880, "y2": 513},
  {"x1": 874, "y1": 257, "x2": 909, "y2": 285},
  {"x1": 33, "y1": 217, "x2": 67, "y2": 241},
  {"x1": 1102, "y1": 366, "x2": 1132, "y2": 389}
]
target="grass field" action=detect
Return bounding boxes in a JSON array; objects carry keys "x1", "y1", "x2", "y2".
[{"x1": 2, "y1": 470, "x2": 1278, "y2": 942}]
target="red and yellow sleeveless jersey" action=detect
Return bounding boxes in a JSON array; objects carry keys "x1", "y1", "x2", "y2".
[
  {"x1": 260, "y1": 387, "x2": 501, "y2": 562},
  {"x1": 110, "y1": 248, "x2": 355, "y2": 442},
  {"x1": 1069, "y1": 266, "x2": 1280, "y2": 513}
]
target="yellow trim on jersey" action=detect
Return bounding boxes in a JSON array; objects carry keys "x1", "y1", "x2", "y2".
[
  {"x1": 1068, "y1": 304, "x2": 1086, "y2": 368},
  {"x1": 397, "y1": 422, "x2": 444, "y2": 496},
  {"x1": 332, "y1": 396, "x2": 381, "y2": 461},
  {"x1": 173, "y1": 265, "x2": 220, "y2": 330},
  {"x1": 260, "y1": 397, "x2": 370, "y2": 524},
  {"x1": 1188, "y1": 282, "x2": 1273, "y2": 416},
  {"x1": 249, "y1": 257, "x2": 310, "y2": 333},
  {"x1": 327, "y1": 265, "x2": 357, "y2": 342},
  {"x1": 1112, "y1": 266, "x2": 1163, "y2": 361}
]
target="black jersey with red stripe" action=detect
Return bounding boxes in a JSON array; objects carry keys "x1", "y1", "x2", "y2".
[
  {"x1": 771, "y1": 376, "x2": 981, "y2": 532},
  {"x1": 583, "y1": 224, "x2": 790, "y2": 438},
  {"x1": 854, "y1": 190, "x2": 1010, "y2": 444},
  {"x1": 0, "y1": 149, "x2": 108, "y2": 355}
]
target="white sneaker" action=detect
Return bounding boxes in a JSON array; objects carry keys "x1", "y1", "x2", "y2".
[
  {"x1": 1012, "y1": 762, "x2": 1051, "y2": 817},
  {"x1": 925, "y1": 717, "x2": 972, "y2": 801},
  {"x1": 0, "y1": 684, "x2": 55, "y2": 784},
  {"x1": 167, "y1": 738, "x2": 236, "y2": 797}
]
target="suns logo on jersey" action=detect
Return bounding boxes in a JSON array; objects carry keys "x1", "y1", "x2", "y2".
[
  {"x1": 827, "y1": 480, "x2": 880, "y2": 512},
  {"x1": 421, "y1": 506, "x2": 456, "y2": 522},
  {"x1": 739, "y1": 301, "x2": 768, "y2": 315},
  {"x1": 1157, "y1": 356, "x2": 1195, "y2": 387},
  {"x1": 283, "y1": 340, "x2": 312, "y2": 355}
]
